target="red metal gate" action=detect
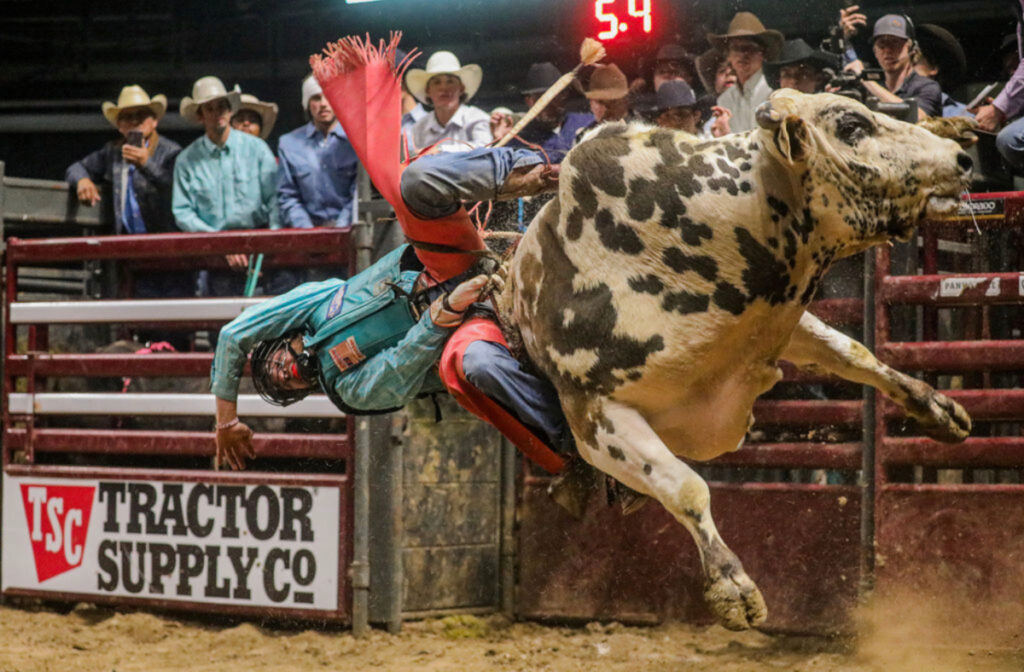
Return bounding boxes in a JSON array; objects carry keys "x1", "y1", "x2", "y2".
[
  {"x1": 2, "y1": 229, "x2": 357, "y2": 622},
  {"x1": 872, "y1": 193, "x2": 1024, "y2": 610},
  {"x1": 517, "y1": 193, "x2": 1024, "y2": 634}
]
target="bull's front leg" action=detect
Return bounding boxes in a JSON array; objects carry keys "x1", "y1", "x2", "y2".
[
  {"x1": 782, "y1": 312, "x2": 971, "y2": 442},
  {"x1": 569, "y1": 397, "x2": 767, "y2": 630}
]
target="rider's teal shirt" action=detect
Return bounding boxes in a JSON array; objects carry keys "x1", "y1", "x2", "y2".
[{"x1": 211, "y1": 245, "x2": 450, "y2": 411}]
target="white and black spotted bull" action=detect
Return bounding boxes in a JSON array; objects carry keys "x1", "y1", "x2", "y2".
[{"x1": 504, "y1": 90, "x2": 974, "y2": 630}]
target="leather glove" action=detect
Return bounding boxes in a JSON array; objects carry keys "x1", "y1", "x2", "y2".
[{"x1": 430, "y1": 274, "x2": 500, "y2": 328}]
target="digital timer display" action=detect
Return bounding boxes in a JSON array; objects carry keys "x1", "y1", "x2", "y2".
[{"x1": 593, "y1": 0, "x2": 653, "y2": 41}]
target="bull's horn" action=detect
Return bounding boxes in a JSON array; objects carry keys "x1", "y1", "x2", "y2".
[{"x1": 756, "y1": 102, "x2": 782, "y2": 130}]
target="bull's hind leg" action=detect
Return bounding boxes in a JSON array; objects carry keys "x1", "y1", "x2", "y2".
[
  {"x1": 570, "y1": 397, "x2": 767, "y2": 630},
  {"x1": 783, "y1": 312, "x2": 971, "y2": 442}
]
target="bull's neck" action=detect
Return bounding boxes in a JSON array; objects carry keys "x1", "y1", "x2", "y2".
[{"x1": 750, "y1": 151, "x2": 833, "y2": 306}]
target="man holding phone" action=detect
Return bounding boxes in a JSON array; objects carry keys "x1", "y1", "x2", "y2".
[{"x1": 66, "y1": 85, "x2": 182, "y2": 235}]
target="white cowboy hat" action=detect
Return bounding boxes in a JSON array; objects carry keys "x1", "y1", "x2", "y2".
[
  {"x1": 234, "y1": 92, "x2": 279, "y2": 138},
  {"x1": 180, "y1": 76, "x2": 242, "y2": 124},
  {"x1": 101, "y1": 85, "x2": 167, "y2": 128},
  {"x1": 406, "y1": 51, "x2": 483, "y2": 104}
]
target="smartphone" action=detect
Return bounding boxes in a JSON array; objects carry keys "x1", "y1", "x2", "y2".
[
  {"x1": 966, "y1": 83, "x2": 999, "y2": 111},
  {"x1": 126, "y1": 130, "x2": 144, "y2": 147}
]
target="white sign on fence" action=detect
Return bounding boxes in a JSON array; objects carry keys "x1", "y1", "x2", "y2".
[{"x1": 2, "y1": 474, "x2": 341, "y2": 611}]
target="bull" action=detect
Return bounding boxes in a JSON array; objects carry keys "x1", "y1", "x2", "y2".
[{"x1": 504, "y1": 90, "x2": 974, "y2": 630}]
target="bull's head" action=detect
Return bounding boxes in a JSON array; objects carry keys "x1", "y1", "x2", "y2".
[{"x1": 755, "y1": 90, "x2": 973, "y2": 252}]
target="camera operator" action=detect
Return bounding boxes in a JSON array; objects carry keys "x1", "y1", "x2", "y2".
[{"x1": 840, "y1": 12, "x2": 942, "y2": 120}]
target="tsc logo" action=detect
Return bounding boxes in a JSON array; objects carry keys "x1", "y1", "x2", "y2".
[{"x1": 20, "y1": 484, "x2": 96, "y2": 582}]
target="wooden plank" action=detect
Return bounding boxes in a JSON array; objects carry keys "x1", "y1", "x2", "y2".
[{"x1": 402, "y1": 546, "x2": 499, "y2": 612}]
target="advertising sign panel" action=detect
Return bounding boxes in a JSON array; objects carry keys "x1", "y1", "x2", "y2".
[{"x1": 2, "y1": 474, "x2": 341, "y2": 612}]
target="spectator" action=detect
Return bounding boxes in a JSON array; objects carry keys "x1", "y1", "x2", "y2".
[
  {"x1": 172, "y1": 76, "x2": 279, "y2": 296},
  {"x1": 707, "y1": 12, "x2": 783, "y2": 132},
  {"x1": 648, "y1": 81, "x2": 701, "y2": 135},
  {"x1": 695, "y1": 48, "x2": 736, "y2": 137},
  {"x1": 397, "y1": 49, "x2": 428, "y2": 151},
  {"x1": 763, "y1": 39, "x2": 840, "y2": 94},
  {"x1": 277, "y1": 75, "x2": 360, "y2": 230},
  {"x1": 231, "y1": 93, "x2": 279, "y2": 139},
  {"x1": 407, "y1": 51, "x2": 492, "y2": 153},
  {"x1": 66, "y1": 85, "x2": 191, "y2": 347},
  {"x1": 652, "y1": 43, "x2": 700, "y2": 92},
  {"x1": 575, "y1": 63, "x2": 633, "y2": 141},
  {"x1": 843, "y1": 14, "x2": 942, "y2": 119},
  {"x1": 492, "y1": 62, "x2": 594, "y2": 164},
  {"x1": 66, "y1": 85, "x2": 181, "y2": 235},
  {"x1": 914, "y1": 24, "x2": 972, "y2": 118},
  {"x1": 1000, "y1": 33, "x2": 1020, "y2": 80},
  {"x1": 980, "y1": 0, "x2": 1024, "y2": 172}
]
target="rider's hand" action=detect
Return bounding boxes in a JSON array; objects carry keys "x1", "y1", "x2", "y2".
[
  {"x1": 216, "y1": 421, "x2": 255, "y2": 470},
  {"x1": 430, "y1": 274, "x2": 493, "y2": 327}
]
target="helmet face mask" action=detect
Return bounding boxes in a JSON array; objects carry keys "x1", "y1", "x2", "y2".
[{"x1": 250, "y1": 334, "x2": 316, "y2": 407}]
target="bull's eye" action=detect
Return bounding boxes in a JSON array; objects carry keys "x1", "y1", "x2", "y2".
[{"x1": 836, "y1": 113, "x2": 874, "y2": 145}]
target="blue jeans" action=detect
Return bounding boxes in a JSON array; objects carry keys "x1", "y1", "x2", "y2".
[
  {"x1": 996, "y1": 116, "x2": 1024, "y2": 175},
  {"x1": 400, "y1": 147, "x2": 544, "y2": 219},
  {"x1": 462, "y1": 340, "x2": 570, "y2": 451}
]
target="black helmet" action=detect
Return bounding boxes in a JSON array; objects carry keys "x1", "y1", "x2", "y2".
[{"x1": 250, "y1": 333, "x2": 317, "y2": 407}]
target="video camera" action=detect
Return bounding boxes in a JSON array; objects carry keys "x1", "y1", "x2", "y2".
[{"x1": 825, "y1": 68, "x2": 885, "y2": 103}]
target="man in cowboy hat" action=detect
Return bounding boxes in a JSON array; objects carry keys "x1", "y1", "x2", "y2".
[
  {"x1": 231, "y1": 92, "x2": 279, "y2": 139},
  {"x1": 913, "y1": 24, "x2": 971, "y2": 118},
  {"x1": 574, "y1": 63, "x2": 633, "y2": 142},
  {"x1": 173, "y1": 75, "x2": 279, "y2": 295},
  {"x1": 841, "y1": 14, "x2": 941, "y2": 120},
  {"x1": 66, "y1": 85, "x2": 181, "y2": 235},
  {"x1": 707, "y1": 11, "x2": 783, "y2": 133},
  {"x1": 407, "y1": 50, "x2": 492, "y2": 153},
  {"x1": 652, "y1": 43, "x2": 699, "y2": 93},
  {"x1": 492, "y1": 62, "x2": 594, "y2": 164},
  {"x1": 277, "y1": 74, "x2": 361, "y2": 233},
  {"x1": 763, "y1": 39, "x2": 840, "y2": 94}
]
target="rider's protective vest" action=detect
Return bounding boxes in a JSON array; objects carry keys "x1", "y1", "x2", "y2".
[{"x1": 306, "y1": 244, "x2": 444, "y2": 415}]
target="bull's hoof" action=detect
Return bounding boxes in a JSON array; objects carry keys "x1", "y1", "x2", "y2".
[
  {"x1": 703, "y1": 566, "x2": 767, "y2": 631},
  {"x1": 912, "y1": 390, "x2": 972, "y2": 443}
]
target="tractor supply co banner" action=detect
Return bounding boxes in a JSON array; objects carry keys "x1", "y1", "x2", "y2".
[{"x1": 2, "y1": 475, "x2": 341, "y2": 611}]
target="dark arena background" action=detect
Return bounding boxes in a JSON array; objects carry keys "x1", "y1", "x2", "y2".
[{"x1": 0, "y1": 0, "x2": 1013, "y2": 178}]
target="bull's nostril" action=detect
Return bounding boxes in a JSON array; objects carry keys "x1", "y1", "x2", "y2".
[{"x1": 956, "y1": 152, "x2": 973, "y2": 174}]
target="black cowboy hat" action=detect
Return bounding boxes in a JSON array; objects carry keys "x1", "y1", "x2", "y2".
[
  {"x1": 762, "y1": 39, "x2": 841, "y2": 89},
  {"x1": 655, "y1": 44, "x2": 695, "y2": 63},
  {"x1": 916, "y1": 24, "x2": 967, "y2": 85},
  {"x1": 521, "y1": 62, "x2": 562, "y2": 95},
  {"x1": 651, "y1": 80, "x2": 697, "y2": 113}
]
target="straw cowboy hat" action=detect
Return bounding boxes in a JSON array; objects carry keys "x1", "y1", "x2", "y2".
[
  {"x1": 580, "y1": 63, "x2": 630, "y2": 100},
  {"x1": 406, "y1": 51, "x2": 483, "y2": 104},
  {"x1": 101, "y1": 85, "x2": 167, "y2": 128},
  {"x1": 235, "y1": 93, "x2": 279, "y2": 138},
  {"x1": 707, "y1": 12, "x2": 784, "y2": 62},
  {"x1": 180, "y1": 76, "x2": 242, "y2": 124}
]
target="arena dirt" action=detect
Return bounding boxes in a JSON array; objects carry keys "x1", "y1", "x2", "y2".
[{"x1": 0, "y1": 599, "x2": 1020, "y2": 672}]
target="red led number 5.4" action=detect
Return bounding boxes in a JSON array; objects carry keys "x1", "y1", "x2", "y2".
[{"x1": 595, "y1": 0, "x2": 653, "y2": 40}]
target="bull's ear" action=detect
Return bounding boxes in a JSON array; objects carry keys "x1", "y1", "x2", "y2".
[{"x1": 756, "y1": 102, "x2": 810, "y2": 163}]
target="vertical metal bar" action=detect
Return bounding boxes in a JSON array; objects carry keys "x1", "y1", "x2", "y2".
[
  {"x1": 386, "y1": 413, "x2": 404, "y2": 634},
  {"x1": 499, "y1": 437, "x2": 517, "y2": 616},
  {"x1": 350, "y1": 168, "x2": 375, "y2": 637},
  {"x1": 859, "y1": 248, "x2": 879, "y2": 597}
]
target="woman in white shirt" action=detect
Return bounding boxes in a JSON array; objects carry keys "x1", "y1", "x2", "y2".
[{"x1": 406, "y1": 51, "x2": 493, "y2": 153}]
